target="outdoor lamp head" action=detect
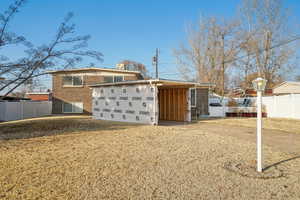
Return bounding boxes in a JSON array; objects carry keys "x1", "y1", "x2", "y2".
[{"x1": 252, "y1": 77, "x2": 267, "y2": 91}]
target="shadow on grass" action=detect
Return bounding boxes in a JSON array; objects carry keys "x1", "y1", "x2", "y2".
[
  {"x1": 0, "y1": 117, "x2": 142, "y2": 140},
  {"x1": 264, "y1": 155, "x2": 300, "y2": 171}
]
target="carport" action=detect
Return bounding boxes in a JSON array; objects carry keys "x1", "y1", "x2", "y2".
[{"x1": 90, "y1": 79, "x2": 211, "y2": 125}]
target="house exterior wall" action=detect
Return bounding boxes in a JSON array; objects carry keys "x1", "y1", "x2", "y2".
[
  {"x1": 92, "y1": 84, "x2": 158, "y2": 125},
  {"x1": 52, "y1": 71, "x2": 141, "y2": 114},
  {"x1": 273, "y1": 83, "x2": 300, "y2": 94}
]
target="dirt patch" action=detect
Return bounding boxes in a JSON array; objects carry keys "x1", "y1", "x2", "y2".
[{"x1": 224, "y1": 161, "x2": 285, "y2": 179}]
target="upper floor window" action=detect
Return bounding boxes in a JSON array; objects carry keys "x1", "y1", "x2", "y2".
[
  {"x1": 191, "y1": 88, "x2": 196, "y2": 107},
  {"x1": 114, "y1": 76, "x2": 124, "y2": 82},
  {"x1": 103, "y1": 76, "x2": 124, "y2": 83},
  {"x1": 62, "y1": 76, "x2": 83, "y2": 87}
]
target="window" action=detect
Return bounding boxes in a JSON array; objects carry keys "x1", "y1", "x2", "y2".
[
  {"x1": 63, "y1": 76, "x2": 73, "y2": 86},
  {"x1": 114, "y1": 76, "x2": 123, "y2": 82},
  {"x1": 191, "y1": 88, "x2": 196, "y2": 107},
  {"x1": 62, "y1": 102, "x2": 83, "y2": 113},
  {"x1": 62, "y1": 76, "x2": 83, "y2": 86},
  {"x1": 73, "y1": 76, "x2": 83, "y2": 86},
  {"x1": 103, "y1": 76, "x2": 124, "y2": 83},
  {"x1": 104, "y1": 76, "x2": 114, "y2": 83}
]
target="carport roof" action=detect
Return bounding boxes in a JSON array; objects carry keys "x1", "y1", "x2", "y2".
[{"x1": 89, "y1": 79, "x2": 213, "y2": 88}]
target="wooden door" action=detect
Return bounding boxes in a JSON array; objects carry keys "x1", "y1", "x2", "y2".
[{"x1": 158, "y1": 88, "x2": 188, "y2": 121}]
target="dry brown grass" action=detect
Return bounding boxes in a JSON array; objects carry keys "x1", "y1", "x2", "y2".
[
  {"x1": 198, "y1": 117, "x2": 300, "y2": 134},
  {"x1": 0, "y1": 115, "x2": 138, "y2": 140},
  {"x1": 0, "y1": 116, "x2": 300, "y2": 199}
]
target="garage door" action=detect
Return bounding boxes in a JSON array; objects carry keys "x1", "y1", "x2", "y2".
[{"x1": 158, "y1": 88, "x2": 188, "y2": 121}]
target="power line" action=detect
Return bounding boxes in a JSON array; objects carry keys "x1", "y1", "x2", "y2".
[{"x1": 157, "y1": 34, "x2": 300, "y2": 77}]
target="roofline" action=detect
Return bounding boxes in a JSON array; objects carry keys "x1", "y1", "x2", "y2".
[
  {"x1": 273, "y1": 81, "x2": 300, "y2": 89},
  {"x1": 26, "y1": 92, "x2": 51, "y2": 95},
  {"x1": 89, "y1": 79, "x2": 213, "y2": 88},
  {"x1": 47, "y1": 67, "x2": 141, "y2": 74}
]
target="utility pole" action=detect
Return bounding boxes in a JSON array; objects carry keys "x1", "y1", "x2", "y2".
[
  {"x1": 152, "y1": 48, "x2": 159, "y2": 79},
  {"x1": 221, "y1": 34, "x2": 225, "y2": 97}
]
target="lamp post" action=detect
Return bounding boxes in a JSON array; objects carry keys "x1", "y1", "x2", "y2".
[{"x1": 252, "y1": 77, "x2": 267, "y2": 172}]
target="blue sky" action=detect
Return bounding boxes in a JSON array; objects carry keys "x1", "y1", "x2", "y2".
[{"x1": 1, "y1": 0, "x2": 300, "y2": 90}]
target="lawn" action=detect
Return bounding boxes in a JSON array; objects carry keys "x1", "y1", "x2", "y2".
[
  {"x1": 0, "y1": 116, "x2": 299, "y2": 199},
  {"x1": 198, "y1": 117, "x2": 300, "y2": 134}
]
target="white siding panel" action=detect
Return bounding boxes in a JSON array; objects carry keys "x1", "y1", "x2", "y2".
[{"x1": 92, "y1": 84, "x2": 158, "y2": 125}]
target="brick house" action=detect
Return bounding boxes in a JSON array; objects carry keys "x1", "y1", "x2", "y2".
[{"x1": 49, "y1": 68, "x2": 143, "y2": 114}]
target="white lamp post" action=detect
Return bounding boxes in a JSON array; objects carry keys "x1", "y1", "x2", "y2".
[{"x1": 252, "y1": 77, "x2": 267, "y2": 172}]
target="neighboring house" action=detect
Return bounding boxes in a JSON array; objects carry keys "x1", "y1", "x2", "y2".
[
  {"x1": 231, "y1": 88, "x2": 273, "y2": 97},
  {"x1": 26, "y1": 92, "x2": 52, "y2": 101},
  {"x1": 90, "y1": 79, "x2": 211, "y2": 125},
  {"x1": 49, "y1": 68, "x2": 143, "y2": 114},
  {"x1": 0, "y1": 96, "x2": 30, "y2": 101},
  {"x1": 273, "y1": 81, "x2": 300, "y2": 95}
]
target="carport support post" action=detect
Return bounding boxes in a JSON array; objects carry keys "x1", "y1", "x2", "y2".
[{"x1": 257, "y1": 90, "x2": 263, "y2": 172}]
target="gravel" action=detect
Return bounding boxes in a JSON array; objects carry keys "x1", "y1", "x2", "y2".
[{"x1": 0, "y1": 117, "x2": 299, "y2": 199}]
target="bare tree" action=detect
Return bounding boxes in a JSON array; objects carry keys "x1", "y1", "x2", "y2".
[
  {"x1": 0, "y1": 1, "x2": 103, "y2": 98},
  {"x1": 173, "y1": 17, "x2": 240, "y2": 95},
  {"x1": 237, "y1": 0, "x2": 297, "y2": 88},
  {"x1": 117, "y1": 60, "x2": 148, "y2": 78}
]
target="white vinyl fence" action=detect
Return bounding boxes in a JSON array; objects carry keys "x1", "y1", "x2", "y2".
[
  {"x1": 209, "y1": 94, "x2": 300, "y2": 119},
  {"x1": 262, "y1": 94, "x2": 300, "y2": 119},
  {"x1": 0, "y1": 101, "x2": 52, "y2": 122},
  {"x1": 209, "y1": 106, "x2": 226, "y2": 117}
]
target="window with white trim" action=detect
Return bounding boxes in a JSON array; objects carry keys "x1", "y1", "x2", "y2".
[
  {"x1": 62, "y1": 102, "x2": 83, "y2": 113},
  {"x1": 62, "y1": 76, "x2": 83, "y2": 86},
  {"x1": 190, "y1": 88, "x2": 196, "y2": 107}
]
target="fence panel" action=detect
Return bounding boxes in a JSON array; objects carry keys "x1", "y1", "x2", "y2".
[
  {"x1": 0, "y1": 102, "x2": 5, "y2": 121},
  {"x1": 23, "y1": 101, "x2": 37, "y2": 119},
  {"x1": 0, "y1": 101, "x2": 52, "y2": 122},
  {"x1": 4, "y1": 102, "x2": 22, "y2": 121},
  {"x1": 262, "y1": 94, "x2": 300, "y2": 119},
  {"x1": 294, "y1": 95, "x2": 300, "y2": 119},
  {"x1": 209, "y1": 94, "x2": 300, "y2": 119},
  {"x1": 209, "y1": 106, "x2": 226, "y2": 117}
]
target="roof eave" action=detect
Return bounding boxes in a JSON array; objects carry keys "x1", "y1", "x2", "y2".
[
  {"x1": 89, "y1": 79, "x2": 214, "y2": 88},
  {"x1": 47, "y1": 67, "x2": 141, "y2": 74}
]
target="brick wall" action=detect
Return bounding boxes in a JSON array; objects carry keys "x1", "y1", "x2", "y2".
[{"x1": 52, "y1": 73, "x2": 141, "y2": 114}]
